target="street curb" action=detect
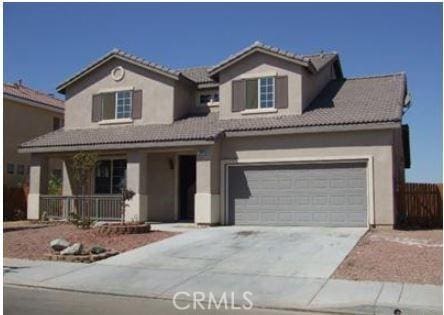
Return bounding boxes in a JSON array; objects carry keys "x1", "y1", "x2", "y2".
[{"x1": 5, "y1": 282, "x2": 441, "y2": 315}]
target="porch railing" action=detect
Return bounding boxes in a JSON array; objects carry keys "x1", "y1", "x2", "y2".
[{"x1": 40, "y1": 195, "x2": 123, "y2": 221}]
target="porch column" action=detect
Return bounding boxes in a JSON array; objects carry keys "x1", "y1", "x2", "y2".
[
  {"x1": 126, "y1": 151, "x2": 148, "y2": 222},
  {"x1": 195, "y1": 145, "x2": 220, "y2": 225},
  {"x1": 62, "y1": 160, "x2": 73, "y2": 195},
  {"x1": 27, "y1": 154, "x2": 49, "y2": 220}
]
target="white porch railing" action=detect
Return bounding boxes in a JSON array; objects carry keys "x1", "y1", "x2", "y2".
[{"x1": 40, "y1": 195, "x2": 123, "y2": 221}]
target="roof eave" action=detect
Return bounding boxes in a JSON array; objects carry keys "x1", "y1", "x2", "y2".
[
  {"x1": 57, "y1": 53, "x2": 180, "y2": 94},
  {"x1": 208, "y1": 47, "x2": 312, "y2": 79},
  {"x1": 18, "y1": 139, "x2": 217, "y2": 154}
]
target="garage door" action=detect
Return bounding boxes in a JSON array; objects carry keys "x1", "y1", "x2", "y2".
[{"x1": 227, "y1": 163, "x2": 367, "y2": 227}]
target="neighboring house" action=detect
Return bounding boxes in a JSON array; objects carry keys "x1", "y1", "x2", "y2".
[
  {"x1": 4, "y1": 81, "x2": 64, "y2": 189},
  {"x1": 19, "y1": 41, "x2": 411, "y2": 227}
]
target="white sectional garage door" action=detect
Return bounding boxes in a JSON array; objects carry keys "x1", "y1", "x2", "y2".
[{"x1": 227, "y1": 163, "x2": 367, "y2": 227}]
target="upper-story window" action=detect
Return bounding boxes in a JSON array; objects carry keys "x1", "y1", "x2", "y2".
[
  {"x1": 102, "y1": 91, "x2": 133, "y2": 120},
  {"x1": 246, "y1": 77, "x2": 275, "y2": 110},
  {"x1": 199, "y1": 93, "x2": 219, "y2": 106},
  {"x1": 92, "y1": 89, "x2": 142, "y2": 123}
]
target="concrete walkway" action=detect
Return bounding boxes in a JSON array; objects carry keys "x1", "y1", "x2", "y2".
[{"x1": 4, "y1": 257, "x2": 442, "y2": 314}]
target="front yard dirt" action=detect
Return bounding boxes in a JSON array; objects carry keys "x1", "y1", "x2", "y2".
[
  {"x1": 4, "y1": 223, "x2": 178, "y2": 261},
  {"x1": 333, "y1": 229, "x2": 442, "y2": 285}
]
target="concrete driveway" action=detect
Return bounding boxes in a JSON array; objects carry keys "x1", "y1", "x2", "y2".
[
  {"x1": 5, "y1": 227, "x2": 443, "y2": 313},
  {"x1": 99, "y1": 226, "x2": 367, "y2": 279}
]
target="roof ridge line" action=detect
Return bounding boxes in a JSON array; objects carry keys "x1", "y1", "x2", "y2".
[
  {"x1": 178, "y1": 65, "x2": 212, "y2": 71},
  {"x1": 346, "y1": 72, "x2": 406, "y2": 80}
]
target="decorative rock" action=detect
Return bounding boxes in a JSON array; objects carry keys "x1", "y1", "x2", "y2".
[
  {"x1": 90, "y1": 245, "x2": 106, "y2": 254},
  {"x1": 61, "y1": 243, "x2": 83, "y2": 255},
  {"x1": 50, "y1": 238, "x2": 70, "y2": 252},
  {"x1": 93, "y1": 221, "x2": 107, "y2": 228}
]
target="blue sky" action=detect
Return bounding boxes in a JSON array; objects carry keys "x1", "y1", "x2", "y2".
[{"x1": 4, "y1": 3, "x2": 442, "y2": 183}]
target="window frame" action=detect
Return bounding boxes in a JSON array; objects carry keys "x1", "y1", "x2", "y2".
[
  {"x1": 245, "y1": 76, "x2": 276, "y2": 110},
  {"x1": 115, "y1": 90, "x2": 133, "y2": 119},
  {"x1": 93, "y1": 158, "x2": 127, "y2": 195},
  {"x1": 258, "y1": 77, "x2": 275, "y2": 109},
  {"x1": 101, "y1": 90, "x2": 133, "y2": 121},
  {"x1": 198, "y1": 92, "x2": 220, "y2": 107}
]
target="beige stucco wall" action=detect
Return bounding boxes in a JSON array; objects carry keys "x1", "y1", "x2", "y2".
[
  {"x1": 4, "y1": 99, "x2": 63, "y2": 188},
  {"x1": 217, "y1": 52, "x2": 336, "y2": 120},
  {"x1": 218, "y1": 52, "x2": 304, "y2": 119},
  {"x1": 64, "y1": 59, "x2": 178, "y2": 129},
  {"x1": 146, "y1": 153, "x2": 176, "y2": 222},
  {"x1": 220, "y1": 129, "x2": 397, "y2": 226},
  {"x1": 173, "y1": 78, "x2": 195, "y2": 120},
  {"x1": 302, "y1": 63, "x2": 336, "y2": 111}
]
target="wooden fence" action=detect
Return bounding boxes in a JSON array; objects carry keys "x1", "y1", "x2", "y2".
[{"x1": 397, "y1": 183, "x2": 443, "y2": 229}]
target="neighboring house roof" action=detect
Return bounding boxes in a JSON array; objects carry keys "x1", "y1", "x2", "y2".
[
  {"x1": 19, "y1": 73, "x2": 407, "y2": 153},
  {"x1": 4, "y1": 82, "x2": 64, "y2": 112},
  {"x1": 208, "y1": 41, "x2": 338, "y2": 77},
  {"x1": 57, "y1": 49, "x2": 181, "y2": 93}
]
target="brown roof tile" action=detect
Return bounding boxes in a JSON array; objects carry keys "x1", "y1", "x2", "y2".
[
  {"x1": 4, "y1": 82, "x2": 64, "y2": 110},
  {"x1": 19, "y1": 73, "x2": 406, "y2": 153}
]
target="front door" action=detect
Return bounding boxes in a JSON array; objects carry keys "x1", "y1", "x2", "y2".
[{"x1": 179, "y1": 155, "x2": 196, "y2": 220}]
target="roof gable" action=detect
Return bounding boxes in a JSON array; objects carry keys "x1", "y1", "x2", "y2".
[
  {"x1": 57, "y1": 49, "x2": 180, "y2": 94},
  {"x1": 208, "y1": 41, "x2": 338, "y2": 78}
]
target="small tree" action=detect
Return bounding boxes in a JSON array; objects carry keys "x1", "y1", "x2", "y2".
[
  {"x1": 121, "y1": 188, "x2": 135, "y2": 223},
  {"x1": 66, "y1": 152, "x2": 98, "y2": 195},
  {"x1": 66, "y1": 152, "x2": 98, "y2": 228}
]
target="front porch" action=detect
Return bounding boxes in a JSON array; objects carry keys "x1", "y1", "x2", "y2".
[{"x1": 27, "y1": 146, "x2": 221, "y2": 225}]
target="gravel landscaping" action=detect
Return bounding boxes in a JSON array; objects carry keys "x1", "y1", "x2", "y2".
[
  {"x1": 333, "y1": 229, "x2": 443, "y2": 285},
  {"x1": 4, "y1": 223, "x2": 178, "y2": 261}
]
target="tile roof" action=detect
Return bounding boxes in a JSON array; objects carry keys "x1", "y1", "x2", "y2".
[
  {"x1": 180, "y1": 67, "x2": 218, "y2": 89},
  {"x1": 56, "y1": 42, "x2": 339, "y2": 93},
  {"x1": 57, "y1": 49, "x2": 180, "y2": 93},
  {"x1": 4, "y1": 82, "x2": 64, "y2": 110},
  {"x1": 19, "y1": 73, "x2": 406, "y2": 153},
  {"x1": 208, "y1": 41, "x2": 338, "y2": 76}
]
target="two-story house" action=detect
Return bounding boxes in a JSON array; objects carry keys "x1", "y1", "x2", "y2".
[
  {"x1": 20, "y1": 41, "x2": 410, "y2": 227},
  {"x1": 4, "y1": 82, "x2": 65, "y2": 190}
]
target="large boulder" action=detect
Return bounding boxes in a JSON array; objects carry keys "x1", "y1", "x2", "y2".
[
  {"x1": 61, "y1": 243, "x2": 83, "y2": 255},
  {"x1": 90, "y1": 245, "x2": 106, "y2": 255},
  {"x1": 50, "y1": 239, "x2": 70, "y2": 252}
]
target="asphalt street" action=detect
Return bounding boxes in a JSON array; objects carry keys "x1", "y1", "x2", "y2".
[{"x1": 4, "y1": 285, "x2": 325, "y2": 315}]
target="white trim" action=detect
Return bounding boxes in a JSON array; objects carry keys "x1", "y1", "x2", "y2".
[
  {"x1": 111, "y1": 66, "x2": 125, "y2": 81},
  {"x1": 220, "y1": 155, "x2": 375, "y2": 227},
  {"x1": 239, "y1": 71, "x2": 278, "y2": 80},
  {"x1": 99, "y1": 118, "x2": 133, "y2": 125},
  {"x1": 241, "y1": 108, "x2": 277, "y2": 115},
  {"x1": 98, "y1": 86, "x2": 134, "y2": 93}
]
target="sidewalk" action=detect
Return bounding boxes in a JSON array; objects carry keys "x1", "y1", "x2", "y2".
[{"x1": 4, "y1": 258, "x2": 442, "y2": 314}]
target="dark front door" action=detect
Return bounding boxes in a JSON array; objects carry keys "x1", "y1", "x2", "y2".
[{"x1": 179, "y1": 155, "x2": 196, "y2": 220}]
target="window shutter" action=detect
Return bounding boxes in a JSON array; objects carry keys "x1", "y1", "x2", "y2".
[
  {"x1": 132, "y1": 90, "x2": 142, "y2": 119},
  {"x1": 232, "y1": 80, "x2": 246, "y2": 112},
  {"x1": 92, "y1": 94, "x2": 102, "y2": 122},
  {"x1": 275, "y1": 76, "x2": 288, "y2": 109}
]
